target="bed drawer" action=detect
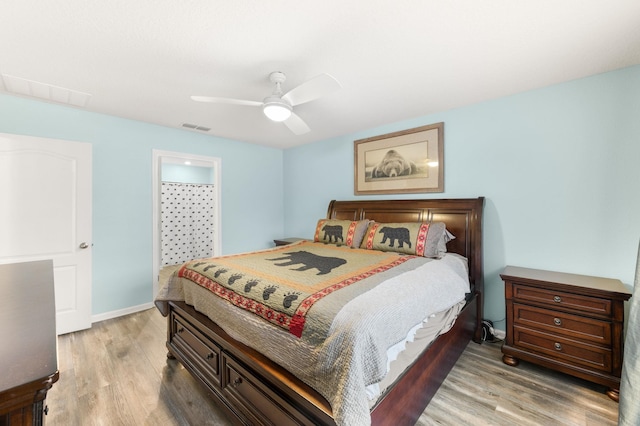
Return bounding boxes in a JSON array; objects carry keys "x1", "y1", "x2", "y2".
[
  {"x1": 222, "y1": 355, "x2": 309, "y2": 426},
  {"x1": 170, "y1": 312, "x2": 222, "y2": 387},
  {"x1": 513, "y1": 303, "x2": 612, "y2": 345},
  {"x1": 512, "y1": 283, "x2": 612, "y2": 317}
]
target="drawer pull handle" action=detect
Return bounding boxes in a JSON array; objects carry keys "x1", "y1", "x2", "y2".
[
  {"x1": 553, "y1": 296, "x2": 562, "y2": 303},
  {"x1": 177, "y1": 327, "x2": 185, "y2": 333},
  {"x1": 554, "y1": 342, "x2": 562, "y2": 351},
  {"x1": 231, "y1": 377, "x2": 243, "y2": 388},
  {"x1": 554, "y1": 318, "x2": 562, "y2": 326},
  {"x1": 206, "y1": 352, "x2": 215, "y2": 360}
]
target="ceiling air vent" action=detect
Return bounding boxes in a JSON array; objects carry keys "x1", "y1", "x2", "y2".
[
  {"x1": 182, "y1": 123, "x2": 210, "y2": 132},
  {"x1": 1, "y1": 74, "x2": 91, "y2": 107}
]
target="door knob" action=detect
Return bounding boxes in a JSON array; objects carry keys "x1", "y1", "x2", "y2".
[{"x1": 79, "y1": 242, "x2": 90, "y2": 249}]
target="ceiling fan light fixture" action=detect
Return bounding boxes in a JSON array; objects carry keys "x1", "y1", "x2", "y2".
[
  {"x1": 263, "y1": 97, "x2": 292, "y2": 122},
  {"x1": 192, "y1": 72, "x2": 341, "y2": 134}
]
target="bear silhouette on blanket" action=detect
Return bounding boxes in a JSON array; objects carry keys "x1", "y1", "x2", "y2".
[{"x1": 268, "y1": 251, "x2": 346, "y2": 275}]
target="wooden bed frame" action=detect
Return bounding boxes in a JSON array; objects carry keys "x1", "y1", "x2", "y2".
[{"x1": 165, "y1": 197, "x2": 485, "y2": 425}]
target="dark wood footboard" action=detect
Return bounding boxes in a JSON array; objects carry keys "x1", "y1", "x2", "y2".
[
  {"x1": 167, "y1": 300, "x2": 334, "y2": 426},
  {"x1": 166, "y1": 294, "x2": 478, "y2": 426}
]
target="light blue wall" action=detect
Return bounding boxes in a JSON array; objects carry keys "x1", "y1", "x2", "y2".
[
  {"x1": 284, "y1": 65, "x2": 640, "y2": 329},
  {"x1": 162, "y1": 164, "x2": 215, "y2": 184},
  {"x1": 3, "y1": 65, "x2": 639, "y2": 325},
  {"x1": 0, "y1": 94, "x2": 284, "y2": 316}
]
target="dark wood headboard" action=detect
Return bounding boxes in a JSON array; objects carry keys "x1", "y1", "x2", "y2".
[{"x1": 327, "y1": 198, "x2": 485, "y2": 299}]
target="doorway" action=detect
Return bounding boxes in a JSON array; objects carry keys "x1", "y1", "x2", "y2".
[{"x1": 152, "y1": 150, "x2": 221, "y2": 297}]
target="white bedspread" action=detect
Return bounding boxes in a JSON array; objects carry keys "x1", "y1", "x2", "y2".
[{"x1": 155, "y1": 253, "x2": 470, "y2": 426}]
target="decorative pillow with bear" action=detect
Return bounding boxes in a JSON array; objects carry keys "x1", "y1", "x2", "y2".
[
  {"x1": 359, "y1": 221, "x2": 450, "y2": 258},
  {"x1": 313, "y1": 219, "x2": 371, "y2": 248}
]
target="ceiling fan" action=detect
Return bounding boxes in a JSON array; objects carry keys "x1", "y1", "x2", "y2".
[{"x1": 191, "y1": 72, "x2": 341, "y2": 135}]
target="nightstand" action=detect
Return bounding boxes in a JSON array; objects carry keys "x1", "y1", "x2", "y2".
[
  {"x1": 273, "y1": 237, "x2": 305, "y2": 246},
  {"x1": 500, "y1": 266, "x2": 631, "y2": 401}
]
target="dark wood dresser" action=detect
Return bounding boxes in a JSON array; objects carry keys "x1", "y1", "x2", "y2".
[
  {"x1": 0, "y1": 260, "x2": 59, "y2": 425},
  {"x1": 500, "y1": 265, "x2": 631, "y2": 401}
]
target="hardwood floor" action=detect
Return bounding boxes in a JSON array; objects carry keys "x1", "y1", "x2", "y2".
[
  {"x1": 417, "y1": 341, "x2": 619, "y2": 426},
  {"x1": 45, "y1": 307, "x2": 619, "y2": 426}
]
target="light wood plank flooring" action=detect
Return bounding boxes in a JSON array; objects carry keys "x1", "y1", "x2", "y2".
[{"x1": 45, "y1": 307, "x2": 619, "y2": 426}]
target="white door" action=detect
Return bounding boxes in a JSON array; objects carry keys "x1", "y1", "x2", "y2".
[{"x1": 0, "y1": 133, "x2": 92, "y2": 335}]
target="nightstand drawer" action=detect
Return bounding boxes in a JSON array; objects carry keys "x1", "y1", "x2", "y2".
[
  {"x1": 513, "y1": 303, "x2": 612, "y2": 345},
  {"x1": 512, "y1": 284, "x2": 612, "y2": 317},
  {"x1": 171, "y1": 313, "x2": 222, "y2": 387},
  {"x1": 513, "y1": 326, "x2": 612, "y2": 373}
]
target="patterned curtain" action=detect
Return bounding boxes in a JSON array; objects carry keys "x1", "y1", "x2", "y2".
[
  {"x1": 161, "y1": 182, "x2": 215, "y2": 266},
  {"x1": 619, "y1": 240, "x2": 640, "y2": 425}
]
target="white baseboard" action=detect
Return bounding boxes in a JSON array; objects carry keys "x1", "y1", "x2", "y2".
[{"x1": 91, "y1": 302, "x2": 154, "y2": 324}]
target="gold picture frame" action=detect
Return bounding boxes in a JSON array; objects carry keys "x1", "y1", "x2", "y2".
[{"x1": 354, "y1": 122, "x2": 444, "y2": 195}]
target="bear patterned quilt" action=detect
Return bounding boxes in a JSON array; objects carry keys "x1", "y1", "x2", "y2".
[
  {"x1": 156, "y1": 241, "x2": 471, "y2": 426},
  {"x1": 175, "y1": 240, "x2": 420, "y2": 344}
]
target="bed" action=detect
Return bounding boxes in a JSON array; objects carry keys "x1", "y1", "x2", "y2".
[{"x1": 155, "y1": 197, "x2": 484, "y2": 426}]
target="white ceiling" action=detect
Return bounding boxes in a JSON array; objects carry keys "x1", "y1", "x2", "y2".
[{"x1": 2, "y1": 1, "x2": 640, "y2": 149}]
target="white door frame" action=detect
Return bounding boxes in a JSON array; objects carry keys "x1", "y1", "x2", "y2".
[{"x1": 152, "y1": 149, "x2": 221, "y2": 297}]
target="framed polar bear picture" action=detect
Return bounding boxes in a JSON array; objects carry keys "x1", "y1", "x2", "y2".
[{"x1": 354, "y1": 122, "x2": 444, "y2": 195}]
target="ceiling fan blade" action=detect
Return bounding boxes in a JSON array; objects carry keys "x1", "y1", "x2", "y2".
[
  {"x1": 284, "y1": 112, "x2": 310, "y2": 135},
  {"x1": 281, "y1": 73, "x2": 341, "y2": 106},
  {"x1": 190, "y1": 96, "x2": 262, "y2": 107}
]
